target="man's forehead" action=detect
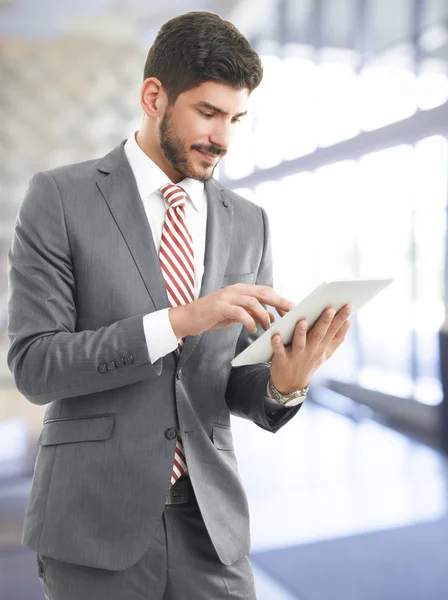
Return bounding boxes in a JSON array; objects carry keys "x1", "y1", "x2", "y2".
[{"x1": 182, "y1": 81, "x2": 249, "y2": 114}]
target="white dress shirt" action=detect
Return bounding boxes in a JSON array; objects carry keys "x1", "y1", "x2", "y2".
[{"x1": 124, "y1": 131, "x2": 301, "y2": 409}]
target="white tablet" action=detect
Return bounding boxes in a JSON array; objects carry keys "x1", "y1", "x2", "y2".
[{"x1": 231, "y1": 278, "x2": 394, "y2": 367}]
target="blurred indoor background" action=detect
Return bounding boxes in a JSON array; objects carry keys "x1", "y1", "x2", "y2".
[{"x1": 2, "y1": 0, "x2": 448, "y2": 598}]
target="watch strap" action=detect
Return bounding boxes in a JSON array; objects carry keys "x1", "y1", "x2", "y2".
[{"x1": 268, "y1": 378, "x2": 309, "y2": 405}]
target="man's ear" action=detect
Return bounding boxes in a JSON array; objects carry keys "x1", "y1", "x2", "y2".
[{"x1": 140, "y1": 77, "x2": 166, "y2": 118}]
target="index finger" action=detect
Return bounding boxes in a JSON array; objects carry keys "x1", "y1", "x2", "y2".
[{"x1": 236, "y1": 283, "x2": 294, "y2": 313}]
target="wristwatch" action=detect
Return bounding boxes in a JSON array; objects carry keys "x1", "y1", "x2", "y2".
[{"x1": 267, "y1": 378, "x2": 309, "y2": 406}]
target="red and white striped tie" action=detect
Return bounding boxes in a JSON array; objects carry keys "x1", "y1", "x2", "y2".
[{"x1": 159, "y1": 182, "x2": 194, "y2": 487}]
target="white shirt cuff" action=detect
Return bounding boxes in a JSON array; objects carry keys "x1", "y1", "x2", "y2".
[{"x1": 143, "y1": 309, "x2": 180, "y2": 364}]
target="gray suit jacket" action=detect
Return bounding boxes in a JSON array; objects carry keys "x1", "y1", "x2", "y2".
[{"x1": 6, "y1": 140, "x2": 302, "y2": 571}]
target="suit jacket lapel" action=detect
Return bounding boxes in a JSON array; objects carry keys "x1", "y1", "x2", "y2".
[
  {"x1": 96, "y1": 140, "x2": 170, "y2": 314},
  {"x1": 95, "y1": 140, "x2": 234, "y2": 368}
]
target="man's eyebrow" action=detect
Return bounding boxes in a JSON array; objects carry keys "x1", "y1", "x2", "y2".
[{"x1": 195, "y1": 101, "x2": 247, "y2": 118}]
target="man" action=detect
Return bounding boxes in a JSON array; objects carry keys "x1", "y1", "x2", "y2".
[{"x1": 6, "y1": 11, "x2": 351, "y2": 599}]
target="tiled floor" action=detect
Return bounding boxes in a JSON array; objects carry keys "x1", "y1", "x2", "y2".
[{"x1": 1, "y1": 387, "x2": 447, "y2": 599}]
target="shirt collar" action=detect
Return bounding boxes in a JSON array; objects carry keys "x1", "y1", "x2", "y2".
[{"x1": 124, "y1": 131, "x2": 204, "y2": 212}]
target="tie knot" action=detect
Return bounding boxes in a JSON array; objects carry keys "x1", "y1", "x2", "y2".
[{"x1": 160, "y1": 183, "x2": 187, "y2": 208}]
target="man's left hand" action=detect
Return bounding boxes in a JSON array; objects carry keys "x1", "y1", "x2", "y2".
[{"x1": 269, "y1": 304, "x2": 352, "y2": 394}]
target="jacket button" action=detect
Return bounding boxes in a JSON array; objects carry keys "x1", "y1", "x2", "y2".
[
  {"x1": 165, "y1": 428, "x2": 177, "y2": 440},
  {"x1": 124, "y1": 354, "x2": 134, "y2": 365},
  {"x1": 107, "y1": 361, "x2": 116, "y2": 371},
  {"x1": 176, "y1": 369, "x2": 183, "y2": 380},
  {"x1": 116, "y1": 357, "x2": 125, "y2": 368},
  {"x1": 97, "y1": 364, "x2": 108, "y2": 374}
]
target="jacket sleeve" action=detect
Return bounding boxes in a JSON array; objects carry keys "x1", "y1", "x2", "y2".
[
  {"x1": 225, "y1": 206, "x2": 303, "y2": 433},
  {"x1": 6, "y1": 171, "x2": 163, "y2": 406}
]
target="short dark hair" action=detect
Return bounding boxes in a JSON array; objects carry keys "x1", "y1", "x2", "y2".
[{"x1": 143, "y1": 11, "x2": 263, "y2": 104}]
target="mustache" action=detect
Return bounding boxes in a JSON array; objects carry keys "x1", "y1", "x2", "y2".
[{"x1": 192, "y1": 145, "x2": 226, "y2": 158}]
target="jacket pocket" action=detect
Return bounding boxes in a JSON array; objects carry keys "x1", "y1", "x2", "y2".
[
  {"x1": 39, "y1": 414, "x2": 115, "y2": 446},
  {"x1": 212, "y1": 423, "x2": 235, "y2": 451}
]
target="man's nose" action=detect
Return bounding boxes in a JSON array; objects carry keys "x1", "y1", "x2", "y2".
[{"x1": 210, "y1": 122, "x2": 231, "y2": 151}]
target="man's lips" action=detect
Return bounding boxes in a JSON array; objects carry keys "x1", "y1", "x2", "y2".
[{"x1": 195, "y1": 149, "x2": 218, "y2": 163}]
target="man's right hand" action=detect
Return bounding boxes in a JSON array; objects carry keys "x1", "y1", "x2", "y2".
[{"x1": 168, "y1": 284, "x2": 295, "y2": 339}]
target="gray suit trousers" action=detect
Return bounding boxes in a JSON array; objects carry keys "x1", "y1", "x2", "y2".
[{"x1": 36, "y1": 491, "x2": 257, "y2": 600}]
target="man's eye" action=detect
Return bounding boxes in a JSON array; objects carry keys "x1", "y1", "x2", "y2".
[
  {"x1": 233, "y1": 118, "x2": 241, "y2": 123},
  {"x1": 201, "y1": 112, "x2": 213, "y2": 118}
]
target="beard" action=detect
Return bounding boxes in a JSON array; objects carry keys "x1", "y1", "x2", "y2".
[{"x1": 159, "y1": 108, "x2": 225, "y2": 182}]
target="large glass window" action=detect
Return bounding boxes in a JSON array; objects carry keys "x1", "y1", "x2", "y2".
[
  {"x1": 223, "y1": 36, "x2": 448, "y2": 406},
  {"x1": 249, "y1": 138, "x2": 447, "y2": 405},
  {"x1": 359, "y1": 56, "x2": 417, "y2": 130}
]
